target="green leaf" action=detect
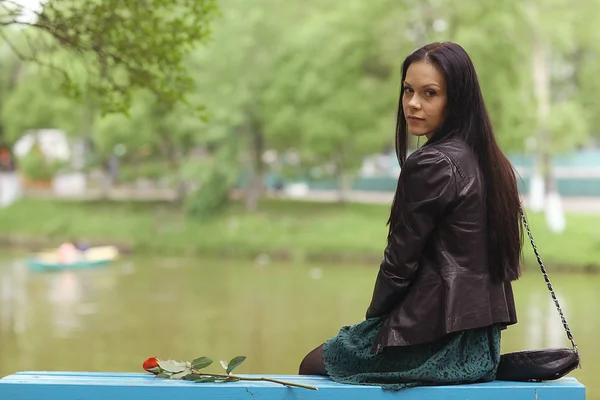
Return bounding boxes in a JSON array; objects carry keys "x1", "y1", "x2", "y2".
[
  {"x1": 182, "y1": 374, "x2": 201, "y2": 381},
  {"x1": 194, "y1": 376, "x2": 217, "y2": 383},
  {"x1": 191, "y1": 357, "x2": 213, "y2": 370},
  {"x1": 157, "y1": 360, "x2": 188, "y2": 373},
  {"x1": 226, "y1": 356, "x2": 247, "y2": 374},
  {"x1": 170, "y1": 368, "x2": 192, "y2": 379},
  {"x1": 220, "y1": 360, "x2": 228, "y2": 370},
  {"x1": 155, "y1": 372, "x2": 171, "y2": 379},
  {"x1": 215, "y1": 376, "x2": 240, "y2": 383}
]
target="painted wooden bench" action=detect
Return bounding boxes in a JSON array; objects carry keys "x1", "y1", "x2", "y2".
[{"x1": 0, "y1": 371, "x2": 586, "y2": 399}]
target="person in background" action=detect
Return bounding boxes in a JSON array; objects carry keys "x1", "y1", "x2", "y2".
[
  {"x1": 57, "y1": 242, "x2": 80, "y2": 264},
  {"x1": 74, "y1": 238, "x2": 91, "y2": 252},
  {"x1": 0, "y1": 145, "x2": 15, "y2": 172}
]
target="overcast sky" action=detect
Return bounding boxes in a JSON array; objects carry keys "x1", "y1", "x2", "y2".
[{"x1": 12, "y1": 0, "x2": 43, "y2": 23}]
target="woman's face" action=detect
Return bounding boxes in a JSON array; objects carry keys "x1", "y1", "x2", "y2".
[{"x1": 402, "y1": 61, "x2": 447, "y2": 140}]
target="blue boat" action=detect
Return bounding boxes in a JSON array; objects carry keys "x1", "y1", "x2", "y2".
[
  {"x1": 27, "y1": 246, "x2": 119, "y2": 272},
  {"x1": 27, "y1": 258, "x2": 112, "y2": 272}
]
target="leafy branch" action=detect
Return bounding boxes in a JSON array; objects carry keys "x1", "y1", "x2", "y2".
[
  {"x1": 142, "y1": 356, "x2": 317, "y2": 391},
  {"x1": 0, "y1": 0, "x2": 218, "y2": 113}
]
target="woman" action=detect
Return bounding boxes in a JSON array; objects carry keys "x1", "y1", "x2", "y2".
[{"x1": 298, "y1": 42, "x2": 522, "y2": 388}]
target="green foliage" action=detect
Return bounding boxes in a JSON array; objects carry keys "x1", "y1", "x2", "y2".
[
  {"x1": 156, "y1": 355, "x2": 246, "y2": 378},
  {"x1": 2, "y1": 198, "x2": 600, "y2": 271},
  {"x1": 186, "y1": 0, "x2": 303, "y2": 208},
  {"x1": 150, "y1": 355, "x2": 315, "y2": 389},
  {"x1": 188, "y1": 376, "x2": 217, "y2": 382},
  {"x1": 450, "y1": 0, "x2": 537, "y2": 151},
  {"x1": 91, "y1": 89, "x2": 206, "y2": 158},
  {"x1": 156, "y1": 360, "x2": 187, "y2": 374},
  {"x1": 190, "y1": 357, "x2": 213, "y2": 370},
  {"x1": 182, "y1": 156, "x2": 239, "y2": 219},
  {"x1": 223, "y1": 356, "x2": 246, "y2": 375},
  {"x1": 262, "y1": 1, "x2": 398, "y2": 172},
  {"x1": 18, "y1": 146, "x2": 66, "y2": 181},
  {"x1": 0, "y1": 0, "x2": 219, "y2": 113},
  {"x1": 548, "y1": 100, "x2": 589, "y2": 152},
  {"x1": 0, "y1": 64, "x2": 86, "y2": 143},
  {"x1": 530, "y1": 0, "x2": 598, "y2": 150},
  {"x1": 1, "y1": 0, "x2": 599, "y2": 214},
  {"x1": 118, "y1": 160, "x2": 166, "y2": 183}
]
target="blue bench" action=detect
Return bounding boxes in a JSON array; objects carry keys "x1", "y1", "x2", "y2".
[{"x1": 0, "y1": 371, "x2": 586, "y2": 399}]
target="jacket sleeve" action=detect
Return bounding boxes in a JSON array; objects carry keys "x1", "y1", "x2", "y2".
[{"x1": 366, "y1": 148, "x2": 458, "y2": 319}]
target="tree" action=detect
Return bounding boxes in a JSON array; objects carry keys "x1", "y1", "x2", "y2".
[
  {"x1": 92, "y1": 89, "x2": 207, "y2": 201},
  {"x1": 190, "y1": 0, "x2": 321, "y2": 211},
  {"x1": 263, "y1": 0, "x2": 407, "y2": 202},
  {"x1": 383, "y1": 0, "x2": 536, "y2": 151},
  {"x1": 0, "y1": 0, "x2": 218, "y2": 114},
  {"x1": 0, "y1": 31, "x2": 27, "y2": 144},
  {"x1": 568, "y1": 0, "x2": 600, "y2": 138},
  {"x1": 1, "y1": 63, "x2": 86, "y2": 143},
  {"x1": 522, "y1": 0, "x2": 594, "y2": 231}
]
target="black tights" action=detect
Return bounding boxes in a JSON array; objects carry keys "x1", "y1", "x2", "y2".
[{"x1": 298, "y1": 343, "x2": 328, "y2": 376}]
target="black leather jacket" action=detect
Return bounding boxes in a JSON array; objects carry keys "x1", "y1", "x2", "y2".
[{"x1": 366, "y1": 136, "x2": 517, "y2": 354}]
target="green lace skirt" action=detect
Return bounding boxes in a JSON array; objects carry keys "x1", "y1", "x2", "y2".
[{"x1": 322, "y1": 318, "x2": 501, "y2": 390}]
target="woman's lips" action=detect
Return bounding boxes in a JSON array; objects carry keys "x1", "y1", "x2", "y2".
[{"x1": 407, "y1": 116, "x2": 424, "y2": 123}]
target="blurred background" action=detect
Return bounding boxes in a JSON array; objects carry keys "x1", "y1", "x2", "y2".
[{"x1": 0, "y1": 0, "x2": 599, "y2": 398}]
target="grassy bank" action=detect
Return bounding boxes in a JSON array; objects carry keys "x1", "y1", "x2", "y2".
[{"x1": 0, "y1": 198, "x2": 598, "y2": 271}]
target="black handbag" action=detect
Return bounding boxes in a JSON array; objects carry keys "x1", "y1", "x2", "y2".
[{"x1": 495, "y1": 211, "x2": 581, "y2": 382}]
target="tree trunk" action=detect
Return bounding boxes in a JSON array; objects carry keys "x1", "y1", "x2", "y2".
[
  {"x1": 161, "y1": 134, "x2": 186, "y2": 204},
  {"x1": 529, "y1": 152, "x2": 545, "y2": 212},
  {"x1": 336, "y1": 172, "x2": 354, "y2": 204},
  {"x1": 531, "y1": 13, "x2": 552, "y2": 203},
  {"x1": 244, "y1": 127, "x2": 265, "y2": 212},
  {"x1": 530, "y1": 3, "x2": 565, "y2": 233},
  {"x1": 99, "y1": 155, "x2": 119, "y2": 199},
  {"x1": 100, "y1": 165, "x2": 112, "y2": 199},
  {"x1": 334, "y1": 150, "x2": 351, "y2": 204}
]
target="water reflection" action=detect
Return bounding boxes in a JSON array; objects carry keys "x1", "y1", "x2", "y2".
[
  {"x1": 47, "y1": 272, "x2": 86, "y2": 337},
  {"x1": 0, "y1": 273, "x2": 9, "y2": 331},
  {"x1": 1, "y1": 264, "x2": 114, "y2": 339},
  {"x1": 0, "y1": 260, "x2": 28, "y2": 335},
  {"x1": 0, "y1": 255, "x2": 596, "y2": 399},
  {"x1": 525, "y1": 289, "x2": 570, "y2": 349}
]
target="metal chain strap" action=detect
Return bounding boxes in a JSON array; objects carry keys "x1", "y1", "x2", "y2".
[{"x1": 520, "y1": 210, "x2": 579, "y2": 354}]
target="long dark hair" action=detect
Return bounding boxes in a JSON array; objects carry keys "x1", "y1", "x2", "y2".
[{"x1": 389, "y1": 42, "x2": 522, "y2": 282}]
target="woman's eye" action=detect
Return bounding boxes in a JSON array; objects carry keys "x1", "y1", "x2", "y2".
[
  {"x1": 425, "y1": 90, "x2": 436, "y2": 97},
  {"x1": 403, "y1": 87, "x2": 413, "y2": 94}
]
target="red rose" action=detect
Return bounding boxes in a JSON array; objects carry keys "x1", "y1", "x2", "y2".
[{"x1": 143, "y1": 357, "x2": 161, "y2": 374}]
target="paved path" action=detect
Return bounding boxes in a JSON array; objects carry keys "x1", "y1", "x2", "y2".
[
  {"x1": 24, "y1": 187, "x2": 600, "y2": 213},
  {"x1": 279, "y1": 190, "x2": 600, "y2": 213}
]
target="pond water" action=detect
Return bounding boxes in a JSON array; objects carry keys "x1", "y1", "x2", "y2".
[{"x1": 0, "y1": 254, "x2": 597, "y2": 398}]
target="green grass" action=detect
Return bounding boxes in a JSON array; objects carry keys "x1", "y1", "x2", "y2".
[{"x1": 0, "y1": 198, "x2": 599, "y2": 271}]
